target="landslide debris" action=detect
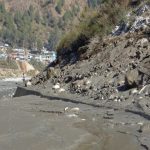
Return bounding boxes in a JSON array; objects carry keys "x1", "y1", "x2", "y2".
[
  {"x1": 15, "y1": 3, "x2": 150, "y2": 149},
  {"x1": 29, "y1": 2, "x2": 150, "y2": 106}
]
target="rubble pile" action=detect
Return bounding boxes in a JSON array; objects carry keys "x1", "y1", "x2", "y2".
[{"x1": 29, "y1": 3, "x2": 150, "y2": 108}]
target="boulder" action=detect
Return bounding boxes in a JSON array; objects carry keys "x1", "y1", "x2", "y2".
[
  {"x1": 125, "y1": 56, "x2": 150, "y2": 88},
  {"x1": 136, "y1": 38, "x2": 149, "y2": 48},
  {"x1": 71, "y1": 78, "x2": 92, "y2": 94},
  {"x1": 139, "y1": 123, "x2": 150, "y2": 133},
  {"x1": 64, "y1": 76, "x2": 73, "y2": 83},
  {"x1": 138, "y1": 56, "x2": 150, "y2": 76},
  {"x1": 125, "y1": 69, "x2": 140, "y2": 88},
  {"x1": 47, "y1": 67, "x2": 60, "y2": 79}
]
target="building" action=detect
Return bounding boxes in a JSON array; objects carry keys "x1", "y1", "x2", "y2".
[
  {"x1": 8, "y1": 47, "x2": 56, "y2": 64},
  {"x1": 9, "y1": 48, "x2": 29, "y2": 61},
  {"x1": 31, "y1": 51, "x2": 56, "y2": 64},
  {"x1": 40, "y1": 51, "x2": 56, "y2": 64}
]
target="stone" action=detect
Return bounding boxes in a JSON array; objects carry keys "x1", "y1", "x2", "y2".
[
  {"x1": 26, "y1": 81, "x2": 32, "y2": 86},
  {"x1": 103, "y1": 114, "x2": 114, "y2": 119},
  {"x1": 145, "y1": 91, "x2": 149, "y2": 96},
  {"x1": 137, "y1": 122, "x2": 144, "y2": 125},
  {"x1": 114, "y1": 99, "x2": 119, "y2": 102},
  {"x1": 52, "y1": 83, "x2": 60, "y2": 90},
  {"x1": 46, "y1": 67, "x2": 60, "y2": 79},
  {"x1": 139, "y1": 123, "x2": 150, "y2": 133},
  {"x1": 67, "y1": 114, "x2": 78, "y2": 118},
  {"x1": 138, "y1": 56, "x2": 150, "y2": 77},
  {"x1": 85, "y1": 80, "x2": 91, "y2": 85},
  {"x1": 109, "y1": 94, "x2": 117, "y2": 100},
  {"x1": 64, "y1": 107, "x2": 69, "y2": 112},
  {"x1": 137, "y1": 38, "x2": 149, "y2": 48},
  {"x1": 70, "y1": 107, "x2": 80, "y2": 113},
  {"x1": 125, "y1": 69, "x2": 140, "y2": 88},
  {"x1": 106, "y1": 109, "x2": 114, "y2": 116},
  {"x1": 130, "y1": 89, "x2": 138, "y2": 94},
  {"x1": 58, "y1": 88, "x2": 65, "y2": 93},
  {"x1": 64, "y1": 76, "x2": 73, "y2": 83}
]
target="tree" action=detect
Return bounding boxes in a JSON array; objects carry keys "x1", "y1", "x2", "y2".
[
  {"x1": 14, "y1": 11, "x2": 23, "y2": 28},
  {"x1": 0, "y1": 2, "x2": 6, "y2": 13},
  {"x1": 28, "y1": 5, "x2": 35, "y2": 21},
  {"x1": 4, "y1": 13, "x2": 14, "y2": 29},
  {"x1": 37, "y1": 39, "x2": 43, "y2": 51},
  {"x1": 34, "y1": 11, "x2": 41, "y2": 24},
  {"x1": 87, "y1": 0, "x2": 102, "y2": 7},
  {"x1": 55, "y1": 0, "x2": 65, "y2": 14},
  {"x1": 48, "y1": 27, "x2": 61, "y2": 50}
]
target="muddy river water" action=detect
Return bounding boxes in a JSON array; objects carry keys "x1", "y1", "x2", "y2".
[{"x1": 0, "y1": 80, "x2": 144, "y2": 150}]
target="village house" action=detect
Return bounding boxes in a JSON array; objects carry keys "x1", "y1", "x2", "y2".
[
  {"x1": 2, "y1": 45, "x2": 57, "y2": 64},
  {"x1": 9, "y1": 48, "x2": 29, "y2": 61},
  {"x1": 31, "y1": 50, "x2": 56, "y2": 64},
  {"x1": 41, "y1": 50, "x2": 56, "y2": 63}
]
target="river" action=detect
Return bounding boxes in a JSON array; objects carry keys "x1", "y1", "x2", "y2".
[{"x1": 0, "y1": 77, "x2": 29, "y2": 99}]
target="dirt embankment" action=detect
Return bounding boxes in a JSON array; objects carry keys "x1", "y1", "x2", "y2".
[
  {"x1": 16, "y1": 60, "x2": 39, "y2": 76},
  {"x1": 17, "y1": 61, "x2": 35, "y2": 72}
]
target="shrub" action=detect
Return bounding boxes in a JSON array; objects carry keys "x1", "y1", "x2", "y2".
[
  {"x1": 29, "y1": 59, "x2": 45, "y2": 71},
  {"x1": 57, "y1": 0, "x2": 127, "y2": 56},
  {"x1": 55, "y1": 0, "x2": 65, "y2": 14}
]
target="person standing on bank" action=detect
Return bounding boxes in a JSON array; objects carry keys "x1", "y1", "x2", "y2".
[{"x1": 22, "y1": 73, "x2": 27, "y2": 87}]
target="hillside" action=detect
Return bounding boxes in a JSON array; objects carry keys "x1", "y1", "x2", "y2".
[{"x1": 0, "y1": 0, "x2": 102, "y2": 50}]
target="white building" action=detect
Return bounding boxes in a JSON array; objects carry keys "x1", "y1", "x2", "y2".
[{"x1": 32, "y1": 51, "x2": 56, "y2": 64}]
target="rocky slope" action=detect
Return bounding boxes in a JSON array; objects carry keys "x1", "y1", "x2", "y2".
[
  {"x1": 30, "y1": 1, "x2": 150, "y2": 99},
  {"x1": 14, "y1": 1, "x2": 150, "y2": 149}
]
